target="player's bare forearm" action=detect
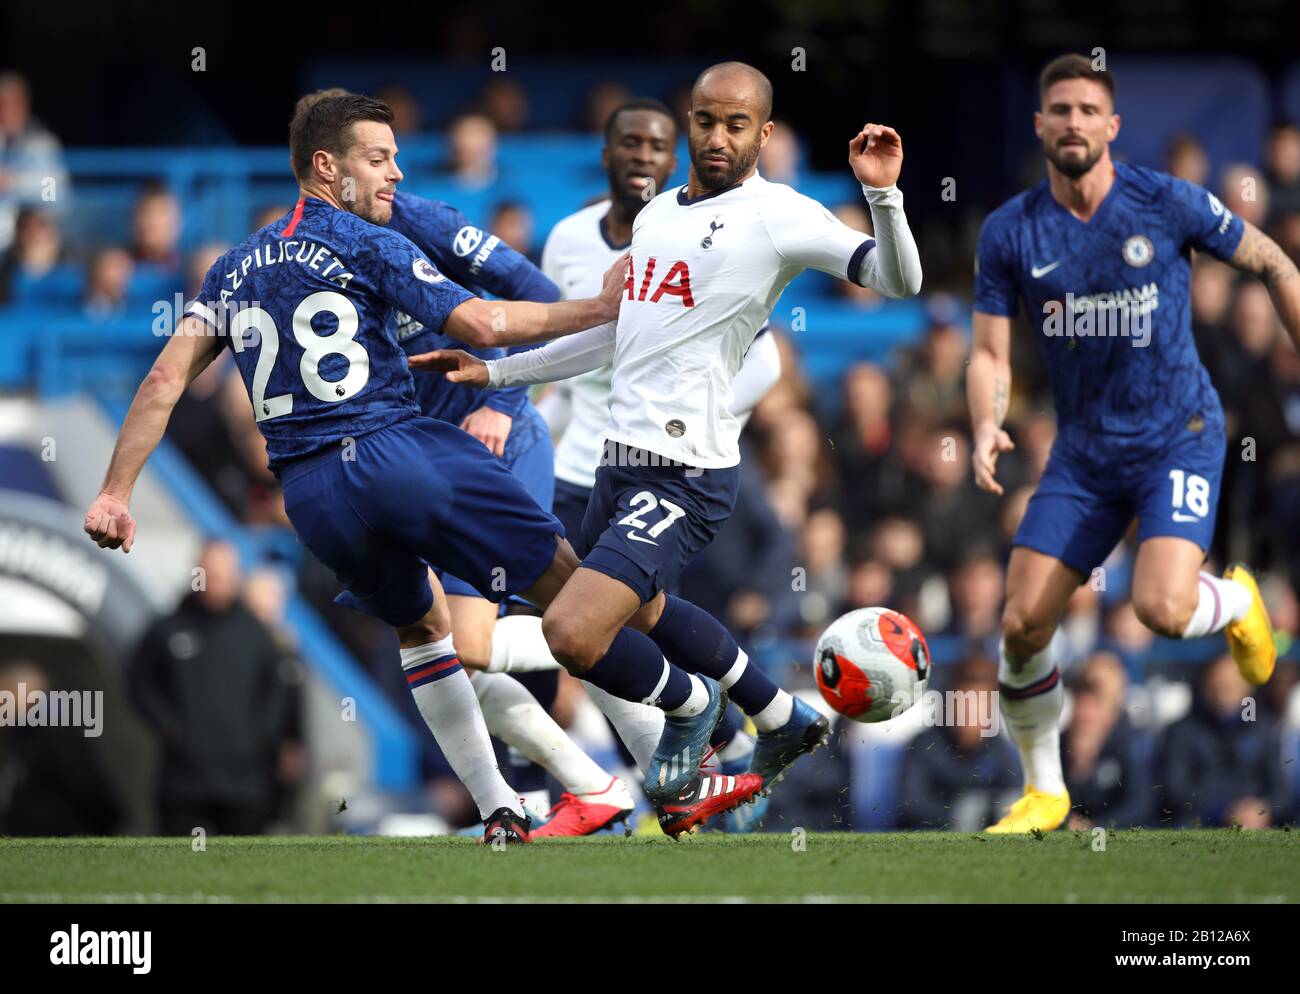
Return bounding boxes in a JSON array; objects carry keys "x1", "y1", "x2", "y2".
[
  {"x1": 511, "y1": 297, "x2": 616, "y2": 345},
  {"x1": 100, "y1": 369, "x2": 185, "y2": 499},
  {"x1": 444, "y1": 296, "x2": 612, "y2": 348},
  {"x1": 1266, "y1": 278, "x2": 1300, "y2": 354},
  {"x1": 967, "y1": 349, "x2": 1011, "y2": 430},
  {"x1": 1231, "y1": 222, "x2": 1299, "y2": 287},
  {"x1": 1230, "y1": 222, "x2": 1300, "y2": 351},
  {"x1": 968, "y1": 311, "x2": 1015, "y2": 494},
  {"x1": 100, "y1": 322, "x2": 219, "y2": 499},
  {"x1": 967, "y1": 311, "x2": 1013, "y2": 430},
  {"x1": 447, "y1": 251, "x2": 628, "y2": 347},
  {"x1": 445, "y1": 293, "x2": 619, "y2": 347}
]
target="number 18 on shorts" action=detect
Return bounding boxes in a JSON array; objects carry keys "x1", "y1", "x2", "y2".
[{"x1": 1012, "y1": 421, "x2": 1225, "y2": 575}]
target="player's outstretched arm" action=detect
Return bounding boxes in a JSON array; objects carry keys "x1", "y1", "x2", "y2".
[
  {"x1": 847, "y1": 125, "x2": 922, "y2": 297},
  {"x1": 1230, "y1": 221, "x2": 1300, "y2": 352},
  {"x1": 85, "y1": 317, "x2": 221, "y2": 552},
  {"x1": 968, "y1": 310, "x2": 1016, "y2": 496},
  {"x1": 443, "y1": 252, "x2": 628, "y2": 348},
  {"x1": 409, "y1": 319, "x2": 618, "y2": 389}
]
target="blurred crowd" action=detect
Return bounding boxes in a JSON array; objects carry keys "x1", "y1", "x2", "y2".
[{"x1": 2, "y1": 69, "x2": 1298, "y2": 834}]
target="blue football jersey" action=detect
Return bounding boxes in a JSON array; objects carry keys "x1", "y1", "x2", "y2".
[
  {"x1": 975, "y1": 162, "x2": 1244, "y2": 450},
  {"x1": 390, "y1": 191, "x2": 551, "y2": 299},
  {"x1": 388, "y1": 192, "x2": 559, "y2": 425},
  {"x1": 185, "y1": 196, "x2": 473, "y2": 471}
]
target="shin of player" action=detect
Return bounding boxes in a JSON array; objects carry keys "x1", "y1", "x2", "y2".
[{"x1": 396, "y1": 573, "x2": 525, "y2": 822}]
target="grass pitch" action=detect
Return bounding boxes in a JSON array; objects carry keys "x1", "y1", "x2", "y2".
[{"x1": 1, "y1": 830, "x2": 1296, "y2": 903}]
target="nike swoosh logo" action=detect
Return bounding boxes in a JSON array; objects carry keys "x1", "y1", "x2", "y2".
[
  {"x1": 1172, "y1": 512, "x2": 1200, "y2": 523},
  {"x1": 1031, "y1": 262, "x2": 1060, "y2": 278},
  {"x1": 626, "y1": 533, "x2": 659, "y2": 546}
]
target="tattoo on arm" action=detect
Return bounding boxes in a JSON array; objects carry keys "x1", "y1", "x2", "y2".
[
  {"x1": 993, "y1": 376, "x2": 1009, "y2": 425},
  {"x1": 1231, "y1": 223, "x2": 1300, "y2": 286}
]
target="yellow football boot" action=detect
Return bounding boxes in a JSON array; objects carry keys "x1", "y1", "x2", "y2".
[
  {"x1": 1224, "y1": 564, "x2": 1276, "y2": 685},
  {"x1": 986, "y1": 785, "x2": 1070, "y2": 834}
]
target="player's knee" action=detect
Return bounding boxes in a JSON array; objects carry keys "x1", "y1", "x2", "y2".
[
  {"x1": 553, "y1": 538, "x2": 580, "y2": 574},
  {"x1": 395, "y1": 618, "x2": 450, "y2": 649},
  {"x1": 454, "y1": 631, "x2": 492, "y2": 671},
  {"x1": 628, "y1": 593, "x2": 666, "y2": 634},
  {"x1": 541, "y1": 610, "x2": 602, "y2": 674},
  {"x1": 1001, "y1": 604, "x2": 1053, "y2": 656},
  {"x1": 1132, "y1": 591, "x2": 1194, "y2": 639},
  {"x1": 395, "y1": 591, "x2": 452, "y2": 647}
]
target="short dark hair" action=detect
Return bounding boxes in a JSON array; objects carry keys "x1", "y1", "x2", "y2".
[
  {"x1": 288, "y1": 92, "x2": 393, "y2": 183},
  {"x1": 603, "y1": 98, "x2": 676, "y2": 143},
  {"x1": 292, "y1": 87, "x2": 353, "y2": 122},
  {"x1": 1038, "y1": 53, "x2": 1115, "y2": 106}
]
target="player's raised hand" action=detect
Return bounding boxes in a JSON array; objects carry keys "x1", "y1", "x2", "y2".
[
  {"x1": 849, "y1": 124, "x2": 904, "y2": 188},
  {"x1": 597, "y1": 251, "x2": 631, "y2": 320},
  {"x1": 84, "y1": 491, "x2": 137, "y2": 553},
  {"x1": 408, "y1": 349, "x2": 490, "y2": 387},
  {"x1": 972, "y1": 422, "x2": 1015, "y2": 496}
]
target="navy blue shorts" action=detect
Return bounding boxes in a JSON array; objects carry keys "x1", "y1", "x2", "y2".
[
  {"x1": 552, "y1": 477, "x2": 594, "y2": 553},
  {"x1": 579, "y1": 442, "x2": 740, "y2": 604},
  {"x1": 281, "y1": 415, "x2": 564, "y2": 628},
  {"x1": 440, "y1": 405, "x2": 556, "y2": 600},
  {"x1": 1014, "y1": 416, "x2": 1226, "y2": 576}
]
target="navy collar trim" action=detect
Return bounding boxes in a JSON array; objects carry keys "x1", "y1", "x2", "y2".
[
  {"x1": 676, "y1": 176, "x2": 749, "y2": 206},
  {"x1": 598, "y1": 210, "x2": 631, "y2": 251}
]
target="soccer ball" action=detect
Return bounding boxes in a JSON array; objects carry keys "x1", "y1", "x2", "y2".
[{"x1": 813, "y1": 607, "x2": 931, "y2": 723}]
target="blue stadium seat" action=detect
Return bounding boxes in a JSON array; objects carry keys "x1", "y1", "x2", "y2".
[{"x1": 9, "y1": 264, "x2": 82, "y2": 307}]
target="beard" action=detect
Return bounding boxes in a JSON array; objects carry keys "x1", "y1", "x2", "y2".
[
  {"x1": 611, "y1": 173, "x2": 654, "y2": 214},
  {"x1": 349, "y1": 195, "x2": 390, "y2": 225},
  {"x1": 690, "y1": 136, "x2": 762, "y2": 191},
  {"x1": 1046, "y1": 139, "x2": 1102, "y2": 179},
  {"x1": 339, "y1": 174, "x2": 391, "y2": 225}
]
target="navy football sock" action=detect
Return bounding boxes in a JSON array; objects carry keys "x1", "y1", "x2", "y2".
[
  {"x1": 509, "y1": 753, "x2": 549, "y2": 794},
  {"x1": 649, "y1": 595, "x2": 779, "y2": 715},
  {"x1": 584, "y1": 627, "x2": 694, "y2": 711}
]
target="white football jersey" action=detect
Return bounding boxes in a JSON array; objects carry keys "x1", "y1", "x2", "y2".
[
  {"x1": 607, "y1": 173, "x2": 874, "y2": 468},
  {"x1": 540, "y1": 200, "x2": 623, "y2": 489}
]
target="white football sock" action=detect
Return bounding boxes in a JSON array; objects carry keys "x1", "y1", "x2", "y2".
[
  {"x1": 718, "y1": 729, "x2": 755, "y2": 764},
  {"x1": 717, "y1": 647, "x2": 793, "y2": 730},
  {"x1": 486, "y1": 614, "x2": 562, "y2": 673},
  {"x1": 997, "y1": 638, "x2": 1065, "y2": 795},
  {"x1": 518, "y1": 789, "x2": 552, "y2": 818},
  {"x1": 664, "y1": 672, "x2": 708, "y2": 718},
  {"x1": 400, "y1": 638, "x2": 521, "y2": 820},
  {"x1": 751, "y1": 691, "x2": 794, "y2": 732},
  {"x1": 583, "y1": 683, "x2": 664, "y2": 771},
  {"x1": 1181, "y1": 572, "x2": 1253, "y2": 638},
  {"x1": 467, "y1": 669, "x2": 610, "y2": 795}
]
